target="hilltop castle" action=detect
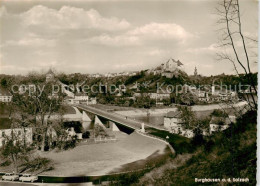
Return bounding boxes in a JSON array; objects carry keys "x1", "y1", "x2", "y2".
[{"x1": 148, "y1": 58, "x2": 184, "y2": 78}]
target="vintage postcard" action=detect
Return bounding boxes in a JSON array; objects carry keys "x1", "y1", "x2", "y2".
[{"x1": 0, "y1": 0, "x2": 258, "y2": 185}]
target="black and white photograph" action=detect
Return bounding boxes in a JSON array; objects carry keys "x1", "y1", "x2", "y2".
[{"x1": 0, "y1": 0, "x2": 258, "y2": 185}]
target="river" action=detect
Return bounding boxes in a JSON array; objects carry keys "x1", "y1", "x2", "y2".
[{"x1": 115, "y1": 101, "x2": 249, "y2": 127}]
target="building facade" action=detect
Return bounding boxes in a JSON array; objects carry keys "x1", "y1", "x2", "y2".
[
  {"x1": 0, "y1": 88, "x2": 12, "y2": 102},
  {"x1": 164, "y1": 111, "x2": 195, "y2": 138},
  {"x1": 0, "y1": 127, "x2": 33, "y2": 147}
]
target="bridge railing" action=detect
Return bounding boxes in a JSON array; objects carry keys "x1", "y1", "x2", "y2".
[
  {"x1": 136, "y1": 130, "x2": 175, "y2": 154},
  {"x1": 77, "y1": 105, "x2": 139, "y2": 129},
  {"x1": 105, "y1": 109, "x2": 168, "y2": 130}
]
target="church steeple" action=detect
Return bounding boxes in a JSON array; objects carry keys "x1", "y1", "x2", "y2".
[
  {"x1": 46, "y1": 69, "x2": 55, "y2": 82},
  {"x1": 194, "y1": 66, "x2": 198, "y2": 76}
]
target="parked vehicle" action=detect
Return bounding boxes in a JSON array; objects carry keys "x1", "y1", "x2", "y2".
[
  {"x1": 19, "y1": 174, "x2": 38, "y2": 182},
  {"x1": 2, "y1": 173, "x2": 19, "y2": 181}
]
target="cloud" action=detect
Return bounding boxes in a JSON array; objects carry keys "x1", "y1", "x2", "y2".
[
  {"x1": 0, "y1": 6, "x2": 7, "y2": 17},
  {"x1": 186, "y1": 43, "x2": 218, "y2": 54},
  {"x1": 21, "y1": 5, "x2": 130, "y2": 31},
  {"x1": 89, "y1": 22, "x2": 193, "y2": 47},
  {"x1": 148, "y1": 49, "x2": 171, "y2": 56},
  {"x1": 1, "y1": 5, "x2": 193, "y2": 49},
  {"x1": 89, "y1": 34, "x2": 141, "y2": 47},
  {"x1": 128, "y1": 22, "x2": 194, "y2": 42},
  {"x1": 0, "y1": 3, "x2": 227, "y2": 76},
  {"x1": 4, "y1": 38, "x2": 56, "y2": 47}
]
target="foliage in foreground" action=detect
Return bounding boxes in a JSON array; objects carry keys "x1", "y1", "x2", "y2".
[
  {"x1": 134, "y1": 110, "x2": 256, "y2": 185},
  {"x1": 20, "y1": 157, "x2": 54, "y2": 174}
]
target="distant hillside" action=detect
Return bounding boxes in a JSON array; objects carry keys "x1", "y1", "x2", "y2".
[{"x1": 123, "y1": 70, "x2": 191, "y2": 91}]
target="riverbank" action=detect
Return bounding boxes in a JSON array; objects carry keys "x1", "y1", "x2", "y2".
[
  {"x1": 115, "y1": 108, "x2": 177, "y2": 117},
  {"x1": 114, "y1": 101, "x2": 248, "y2": 117}
]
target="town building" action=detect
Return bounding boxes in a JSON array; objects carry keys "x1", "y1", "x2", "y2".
[
  {"x1": 0, "y1": 88, "x2": 12, "y2": 102},
  {"x1": 209, "y1": 115, "x2": 232, "y2": 134},
  {"x1": 161, "y1": 58, "x2": 184, "y2": 78},
  {"x1": 45, "y1": 70, "x2": 97, "y2": 105},
  {"x1": 147, "y1": 58, "x2": 184, "y2": 78},
  {"x1": 0, "y1": 119, "x2": 33, "y2": 147},
  {"x1": 46, "y1": 69, "x2": 55, "y2": 82},
  {"x1": 164, "y1": 108, "x2": 237, "y2": 138},
  {"x1": 149, "y1": 92, "x2": 170, "y2": 100},
  {"x1": 197, "y1": 91, "x2": 210, "y2": 102},
  {"x1": 162, "y1": 58, "x2": 183, "y2": 72},
  {"x1": 66, "y1": 95, "x2": 96, "y2": 105},
  {"x1": 164, "y1": 111, "x2": 194, "y2": 138}
]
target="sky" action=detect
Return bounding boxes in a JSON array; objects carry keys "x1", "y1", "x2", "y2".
[{"x1": 0, "y1": 0, "x2": 258, "y2": 76}]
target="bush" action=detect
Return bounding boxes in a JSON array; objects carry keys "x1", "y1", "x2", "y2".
[
  {"x1": 82, "y1": 131, "x2": 90, "y2": 139},
  {"x1": 0, "y1": 160, "x2": 11, "y2": 167},
  {"x1": 147, "y1": 128, "x2": 193, "y2": 154},
  {"x1": 63, "y1": 136, "x2": 78, "y2": 150},
  {"x1": 21, "y1": 157, "x2": 53, "y2": 173},
  {"x1": 63, "y1": 121, "x2": 83, "y2": 133},
  {"x1": 210, "y1": 109, "x2": 228, "y2": 117}
]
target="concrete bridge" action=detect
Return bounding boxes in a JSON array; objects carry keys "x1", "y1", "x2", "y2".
[{"x1": 76, "y1": 105, "x2": 143, "y2": 131}]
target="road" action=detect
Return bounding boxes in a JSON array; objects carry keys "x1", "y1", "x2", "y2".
[
  {"x1": 0, "y1": 181, "x2": 37, "y2": 186},
  {"x1": 0, "y1": 181, "x2": 92, "y2": 185}
]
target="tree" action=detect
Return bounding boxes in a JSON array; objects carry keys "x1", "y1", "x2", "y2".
[
  {"x1": 216, "y1": 0, "x2": 257, "y2": 110},
  {"x1": 9, "y1": 75, "x2": 65, "y2": 151},
  {"x1": 192, "y1": 128, "x2": 204, "y2": 146},
  {"x1": 180, "y1": 92, "x2": 198, "y2": 106},
  {"x1": 93, "y1": 125, "x2": 107, "y2": 138},
  {"x1": 177, "y1": 105, "x2": 196, "y2": 129},
  {"x1": 0, "y1": 130, "x2": 32, "y2": 173}
]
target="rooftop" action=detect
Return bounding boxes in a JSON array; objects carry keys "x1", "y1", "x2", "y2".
[
  {"x1": 0, "y1": 87, "x2": 12, "y2": 96},
  {"x1": 0, "y1": 118, "x2": 12, "y2": 130},
  {"x1": 46, "y1": 69, "x2": 55, "y2": 75},
  {"x1": 210, "y1": 116, "x2": 231, "y2": 125},
  {"x1": 75, "y1": 92, "x2": 88, "y2": 96},
  {"x1": 167, "y1": 58, "x2": 183, "y2": 66}
]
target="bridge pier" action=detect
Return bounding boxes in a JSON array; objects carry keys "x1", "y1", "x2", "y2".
[
  {"x1": 94, "y1": 115, "x2": 107, "y2": 131},
  {"x1": 82, "y1": 111, "x2": 92, "y2": 131},
  {"x1": 109, "y1": 121, "x2": 120, "y2": 131}
]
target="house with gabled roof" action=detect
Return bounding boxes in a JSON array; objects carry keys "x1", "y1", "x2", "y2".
[
  {"x1": 46, "y1": 69, "x2": 55, "y2": 82},
  {"x1": 0, "y1": 87, "x2": 12, "y2": 102},
  {"x1": 164, "y1": 110, "x2": 194, "y2": 138},
  {"x1": 209, "y1": 116, "x2": 231, "y2": 134}
]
